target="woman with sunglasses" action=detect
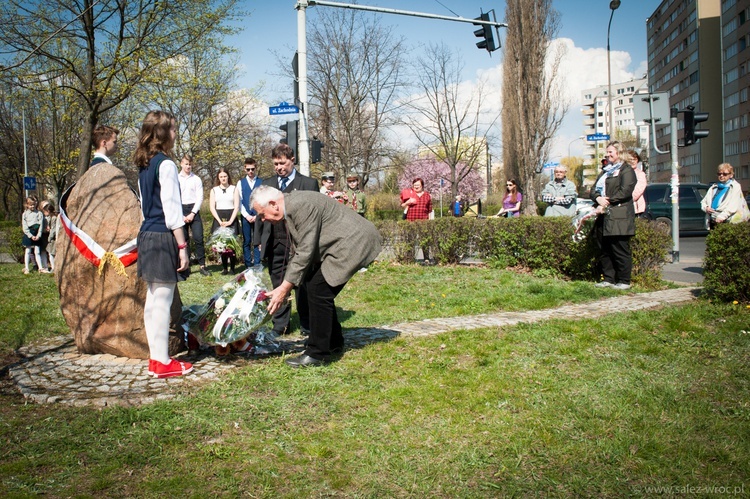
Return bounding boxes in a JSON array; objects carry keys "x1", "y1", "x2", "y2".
[
  {"x1": 495, "y1": 179, "x2": 522, "y2": 217},
  {"x1": 701, "y1": 163, "x2": 747, "y2": 228}
]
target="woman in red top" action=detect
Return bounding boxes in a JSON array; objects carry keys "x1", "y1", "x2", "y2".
[{"x1": 400, "y1": 178, "x2": 433, "y2": 221}]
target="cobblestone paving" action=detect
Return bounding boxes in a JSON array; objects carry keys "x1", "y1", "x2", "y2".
[{"x1": 8, "y1": 287, "x2": 700, "y2": 407}]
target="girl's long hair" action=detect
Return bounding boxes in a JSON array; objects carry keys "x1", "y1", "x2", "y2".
[
  {"x1": 133, "y1": 110, "x2": 175, "y2": 168},
  {"x1": 506, "y1": 179, "x2": 518, "y2": 203}
]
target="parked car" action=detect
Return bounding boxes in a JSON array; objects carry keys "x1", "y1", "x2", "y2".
[{"x1": 643, "y1": 183, "x2": 710, "y2": 235}]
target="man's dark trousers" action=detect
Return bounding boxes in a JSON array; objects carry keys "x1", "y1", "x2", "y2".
[
  {"x1": 303, "y1": 265, "x2": 345, "y2": 359},
  {"x1": 241, "y1": 217, "x2": 260, "y2": 267},
  {"x1": 181, "y1": 203, "x2": 205, "y2": 266},
  {"x1": 268, "y1": 239, "x2": 310, "y2": 335}
]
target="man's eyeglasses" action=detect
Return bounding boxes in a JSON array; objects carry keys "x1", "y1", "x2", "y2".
[{"x1": 246, "y1": 168, "x2": 255, "y2": 172}]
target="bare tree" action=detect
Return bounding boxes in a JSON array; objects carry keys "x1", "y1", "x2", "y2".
[
  {"x1": 502, "y1": 0, "x2": 567, "y2": 214},
  {"x1": 0, "y1": 0, "x2": 242, "y2": 177},
  {"x1": 404, "y1": 43, "x2": 496, "y2": 199},
  {"x1": 306, "y1": 9, "x2": 407, "y2": 187}
]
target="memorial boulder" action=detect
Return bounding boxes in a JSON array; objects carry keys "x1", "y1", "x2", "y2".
[{"x1": 56, "y1": 163, "x2": 184, "y2": 359}]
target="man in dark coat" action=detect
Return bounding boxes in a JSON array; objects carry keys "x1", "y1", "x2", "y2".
[
  {"x1": 254, "y1": 143, "x2": 318, "y2": 335},
  {"x1": 251, "y1": 185, "x2": 382, "y2": 367}
]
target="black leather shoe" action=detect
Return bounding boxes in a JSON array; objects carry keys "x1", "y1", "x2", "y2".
[
  {"x1": 200, "y1": 267, "x2": 211, "y2": 276},
  {"x1": 285, "y1": 354, "x2": 327, "y2": 368}
]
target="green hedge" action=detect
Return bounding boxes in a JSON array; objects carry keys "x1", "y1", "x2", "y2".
[
  {"x1": 375, "y1": 217, "x2": 672, "y2": 288},
  {"x1": 703, "y1": 222, "x2": 750, "y2": 302}
]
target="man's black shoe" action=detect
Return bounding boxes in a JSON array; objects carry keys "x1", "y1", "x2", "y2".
[
  {"x1": 285, "y1": 354, "x2": 327, "y2": 368},
  {"x1": 200, "y1": 267, "x2": 211, "y2": 276}
]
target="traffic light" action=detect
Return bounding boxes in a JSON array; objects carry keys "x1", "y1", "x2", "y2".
[
  {"x1": 279, "y1": 120, "x2": 299, "y2": 162},
  {"x1": 310, "y1": 138, "x2": 323, "y2": 164},
  {"x1": 473, "y1": 13, "x2": 496, "y2": 53},
  {"x1": 683, "y1": 106, "x2": 709, "y2": 146}
]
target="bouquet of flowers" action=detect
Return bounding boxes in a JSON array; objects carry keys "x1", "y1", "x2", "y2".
[
  {"x1": 207, "y1": 226, "x2": 242, "y2": 259},
  {"x1": 572, "y1": 205, "x2": 603, "y2": 242},
  {"x1": 182, "y1": 267, "x2": 276, "y2": 350}
]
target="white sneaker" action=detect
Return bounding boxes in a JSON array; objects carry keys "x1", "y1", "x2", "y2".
[
  {"x1": 613, "y1": 283, "x2": 631, "y2": 290},
  {"x1": 595, "y1": 281, "x2": 613, "y2": 288}
]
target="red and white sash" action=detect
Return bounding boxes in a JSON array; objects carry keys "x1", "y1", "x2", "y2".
[{"x1": 59, "y1": 184, "x2": 138, "y2": 277}]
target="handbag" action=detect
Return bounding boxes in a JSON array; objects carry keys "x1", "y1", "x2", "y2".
[{"x1": 729, "y1": 196, "x2": 750, "y2": 224}]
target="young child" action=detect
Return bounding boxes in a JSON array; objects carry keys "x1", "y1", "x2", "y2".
[
  {"x1": 41, "y1": 200, "x2": 59, "y2": 272},
  {"x1": 134, "y1": 110, "x2": 193, "y2": 379},
  {"x1": 21, "y1": 195, "x2": 49, "y2": 274}
]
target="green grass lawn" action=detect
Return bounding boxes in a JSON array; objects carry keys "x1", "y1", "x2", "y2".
[{"x1": 1, "y1": 262, "x2": 748, "y2": 496}]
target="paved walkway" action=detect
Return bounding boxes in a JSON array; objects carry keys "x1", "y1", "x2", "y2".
[{"x1": 7, "y1": 287, "x2": 701, "y2": 407}]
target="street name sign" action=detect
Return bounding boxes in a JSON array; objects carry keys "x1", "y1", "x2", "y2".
[
  {"x1": 586, "y1": 133, "x2": 610, "y2": 142},
  {"x1": 269, "y1": 101, "x2": 299, "y2": 115}
]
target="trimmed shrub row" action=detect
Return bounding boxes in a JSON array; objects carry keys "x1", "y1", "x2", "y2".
[{"x1": 375, "y1": 217, "x2": 673, "y2": 288}]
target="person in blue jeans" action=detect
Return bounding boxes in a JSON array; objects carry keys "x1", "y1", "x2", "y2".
[{"x1": 237, "y1": 157, "x2": 262, "y2": 268}]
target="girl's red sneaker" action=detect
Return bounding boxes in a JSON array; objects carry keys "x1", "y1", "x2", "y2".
[{"x1": 148, "y1": 358, "x2": 194, "y2": 378}]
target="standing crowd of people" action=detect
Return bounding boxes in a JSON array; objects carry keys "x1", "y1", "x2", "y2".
[{"x1": 20, "y1": 121, "x2": 750, "y2": 379}]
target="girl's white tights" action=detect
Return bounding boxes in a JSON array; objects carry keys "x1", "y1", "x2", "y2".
[
  {"x1": 144, "y1": 282, "x2": 175, "y2": 364},
  {"x1": 24, "y1": 247, "x2": 47, "y2": 271}
]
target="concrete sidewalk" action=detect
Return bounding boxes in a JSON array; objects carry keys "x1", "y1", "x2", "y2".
[{"x1": 8, "y1": 286, "x2": 700, "y2": 407}]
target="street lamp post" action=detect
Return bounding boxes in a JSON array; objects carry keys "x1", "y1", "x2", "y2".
[
  {"x1": 568, "y1": 135, "x2": 585, "y2": 160},
  {"x1": 607, "y1": 0, "x2": 621, "y2": 140}
]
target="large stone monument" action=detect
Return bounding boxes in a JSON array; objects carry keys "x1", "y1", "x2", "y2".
[{"x1": 56, "y1": 163, "x2": 184, "y2": 359}]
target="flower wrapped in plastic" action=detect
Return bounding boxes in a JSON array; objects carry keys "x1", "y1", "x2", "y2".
[
  {"x1": 207, "y1": 226, "x2": 242, "y2": 259},
  {"x1": 182, "y1": 267, "x2": 276, "y2": 351},
  {"x1": 572, "y1": 205, "x2": 605, "y2": 242}
]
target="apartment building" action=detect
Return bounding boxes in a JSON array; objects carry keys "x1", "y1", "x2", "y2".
[
  {"x1": 580, "y1": 78, "x2": 649, "y2": 169},
  {"x1": 646, "y1": 0, "x2": 750, "y2": 191},
  {"x1": 722, "y1": 0, "x2": 750, "y2": 189}
]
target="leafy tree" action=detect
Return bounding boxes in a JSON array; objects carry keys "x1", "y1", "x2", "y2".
[
  {"x1": 0, "y1": 0, "x2": 243, "y2": 177},
  {"x1": 502, "y1": 0, "x2": 567, "y2": 215}
]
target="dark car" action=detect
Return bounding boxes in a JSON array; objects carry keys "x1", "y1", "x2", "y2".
[{"x1": 643, "y1": 183, "x2": 710, "y2": 235}]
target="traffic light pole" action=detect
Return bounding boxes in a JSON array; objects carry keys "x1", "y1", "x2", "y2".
[
  {"x1": 296, "y1": 3, "x2": 311, "y2": 175},
  {"x1": 305, "y1": 1, "x2": 506, "y2": 29},
  {"x1": 670, "y1": 107, "x2": 680, "y2": 263}
]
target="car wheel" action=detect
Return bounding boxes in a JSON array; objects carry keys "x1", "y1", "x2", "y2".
[{"x1": 654, "y1": 217, "x2": 672, "y2": 237}]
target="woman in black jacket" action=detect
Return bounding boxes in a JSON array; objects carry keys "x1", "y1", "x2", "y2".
[{"x1": 590, "y1": 141, "x2": 637, "y2": 290}]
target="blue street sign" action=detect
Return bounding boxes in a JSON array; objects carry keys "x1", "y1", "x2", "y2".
[
  {"x1": 23, "y1": 176, "x2": 36, "y2": 190},
  {"x1": 269, "y1": 101, "x2": 299, "y2": 115},
  {"x1": 543, "y1": 161, "x2": 559, "y2": 169},
  {"x1": 586, "y1": 133, "x2": 610, "y2": 142}
]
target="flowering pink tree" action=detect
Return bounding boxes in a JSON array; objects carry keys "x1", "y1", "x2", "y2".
[{"x1": 398, "y1": 158, "x2": 485, "y2": 200}]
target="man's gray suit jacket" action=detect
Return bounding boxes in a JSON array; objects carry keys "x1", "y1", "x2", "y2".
[{"x1": 283, "y1": 191, "x2": 382, "y2": 288}]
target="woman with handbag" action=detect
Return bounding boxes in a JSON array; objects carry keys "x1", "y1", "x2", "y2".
[{"x1": 701, "y1": 163, "x2": 748, "y2": 228}]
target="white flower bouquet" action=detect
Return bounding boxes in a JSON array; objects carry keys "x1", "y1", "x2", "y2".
[
  {"x1": 182, "y1": 267, "x2": 276, "y2": 351},
  {"x1": 207, "y1": 226, "x2": 242, "y2": 259},
  {"x1": 572, "y1": 205, "x2": 605, "y2": 242}
]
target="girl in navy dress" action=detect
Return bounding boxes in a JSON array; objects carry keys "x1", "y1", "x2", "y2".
[{"x1": 134, "y1": 110, "x2": 193, "y2": 378}]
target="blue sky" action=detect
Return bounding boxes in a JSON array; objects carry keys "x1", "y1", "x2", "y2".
[{"x1": 230, "y1": 0, "x2": 658, "y2": 158}]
